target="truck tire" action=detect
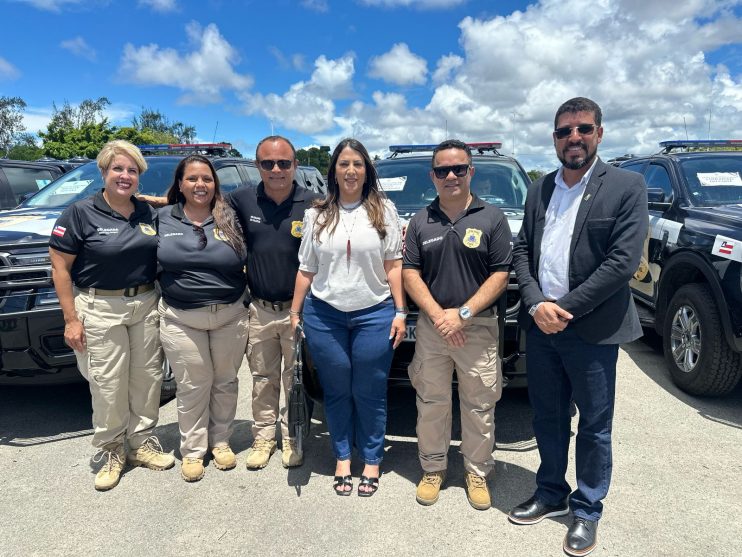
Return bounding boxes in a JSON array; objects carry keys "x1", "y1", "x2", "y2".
[{"x1": 662, "y1": 284, "x2": 742, "y2": 396}]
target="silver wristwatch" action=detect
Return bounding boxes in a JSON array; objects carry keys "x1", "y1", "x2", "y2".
[
  {"x1": 458, "y1": 305, "x2": 473, "y2": 321},
  {"x1": 528, "y1": 302, "x2": 543, "y2": 316}
]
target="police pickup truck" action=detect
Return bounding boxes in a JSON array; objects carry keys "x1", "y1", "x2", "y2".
[
  {"x1": 0, "y1": 144, "x2": 273, "y2": 388},
  {"x1": 301, "y1": 142, "x2": 530, "y2": 399},
  {"x1": 621, "y1": 140, "x2": 742, "y2": 396}
]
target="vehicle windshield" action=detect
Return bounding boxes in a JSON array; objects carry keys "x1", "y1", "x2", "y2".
[
  {"x1": 680, "y1": 154, "x2": 742, "y2": 206},
  {"x1": 21, "y1": 158, "x2": 180, "y2": 209},
  {"x1": 375, "y1": 157, "x2": 529, "y2": 215}
]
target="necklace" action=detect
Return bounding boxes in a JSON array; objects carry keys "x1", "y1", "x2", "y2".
[{"x1": 338, "y1": 205, "x2": 361, "y2": 265}]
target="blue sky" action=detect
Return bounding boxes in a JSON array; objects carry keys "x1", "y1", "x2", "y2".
[{"x1": 2, "y1": 0, "x2": 741, "y2": 169}]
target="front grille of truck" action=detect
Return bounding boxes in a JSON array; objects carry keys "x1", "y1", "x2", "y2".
[{"x1": 0, "y1": 248, "x2": 54, "y2": 312}]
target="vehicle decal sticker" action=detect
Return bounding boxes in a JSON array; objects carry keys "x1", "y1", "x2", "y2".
[
  {"x1": 0, "y1": 215, "x2": 43, "y2": 228},
  {"x1": 52, "y1": 225, "x2": 66, "y2": 237},
  {"x1": 697, "y1": 172, "x2": 742, "y2": 187},
  {"x1": 648, "y1": 216, "x2": 682, "y2": 245},
  {"x1": 711, "y1": 235, "x2": 742, "y2": 262},
  {"x1": 379, "y1": 177, "x2": 407, "y2": 192}
]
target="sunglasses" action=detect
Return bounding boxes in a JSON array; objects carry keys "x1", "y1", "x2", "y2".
[
  {"x1": 258, "y1": 159, "x2": 293, "y2": 171},
  {"x1": 432, "y1": 164, "x2": 470, "y2": 179},
  {"x1": 553, "y1": 124, "x2": 597, "y2": 139},
  {"x1": 192, "y1": 225, "x2": 207, "y2": 250}
]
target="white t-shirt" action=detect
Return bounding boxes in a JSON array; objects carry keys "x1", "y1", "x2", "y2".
[{"x1": 298, "y1": 198, "x2": 403, "y2": 312}]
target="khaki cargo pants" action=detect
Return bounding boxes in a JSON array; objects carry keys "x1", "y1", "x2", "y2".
[
  {"x1": 73, "y1": 288, "x2": 162, "y2": 451},
  {"x1": 159, "y1": 298, "x2": 248, "y2": 458},
  {"x1": 247, "y1": 302, "x2": 295, "y2": 443},
  {"x1": 408, "y1": 311, "x2": 502, "y2": 477}
]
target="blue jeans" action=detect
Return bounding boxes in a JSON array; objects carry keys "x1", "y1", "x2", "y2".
[
  {"x1": 526, "y1": 326, "x2": 618, "y2": 521},
  {"x1": 302, "y1": 296, "x2": 394, "y2": 464}
]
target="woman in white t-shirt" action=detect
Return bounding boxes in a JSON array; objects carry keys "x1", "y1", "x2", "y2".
[{"x1": 290, "y1": 138, "x2": 406, "y2": 497}]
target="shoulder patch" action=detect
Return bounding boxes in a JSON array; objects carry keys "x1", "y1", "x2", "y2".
[{"x1": 463, "y1": 228, "x2": 482, "y2": 248}]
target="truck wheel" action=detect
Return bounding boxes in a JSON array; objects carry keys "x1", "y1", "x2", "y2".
[{"x1": 662, "y1": 284, "x2": 742, "y2": 396}]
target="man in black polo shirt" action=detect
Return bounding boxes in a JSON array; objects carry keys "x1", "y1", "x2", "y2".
[
  {"x1": 403, "y1": 139, "x2": 512, "y2": 510},
  {"x1": 229, "y1": 135, "x2": 320, "y2": 469}
]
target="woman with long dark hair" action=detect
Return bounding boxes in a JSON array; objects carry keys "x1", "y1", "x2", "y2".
[
  {"x1": 158, "y1": 155, "x2": 248, "y2": 482},
  {"x1": 290, "y1": 138, "x2": 406, "y2": 496}
]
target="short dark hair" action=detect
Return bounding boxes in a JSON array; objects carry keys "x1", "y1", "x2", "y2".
[
  {"x1": 255, "y1": 135, "x2": 297, "y2": 160},
  {"x1": 554, "y1": 97, "x2": 602, "y2": 128},
  {"x1": 432, "y1": 139, "x2": 472, "y2": 168}
]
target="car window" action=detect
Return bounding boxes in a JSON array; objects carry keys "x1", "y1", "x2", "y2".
[
  {"x1": 376, "y1": 157, "x2": 528, "y2": 211},
  {"x1": 679, "y1": 155, "x2": 742, "y2": 206},
  {"x1": 216, "y1": 165, "x2": 242, "y2": 194},
  {"x1": 644, "y1": 164, "x2": 673, "y2": 198},
  {"x1": 620, "y1": 161, "x2": 646, "y2": 174},
  {"x1": 242, "y1": 164, "x2": 261, "y2": 187},
  {"x1": 22, "y1": 158, "x2": 180, "y2": 209},
  {"x1": 0, "y1": 166, "x2": 57, "y2": 209}
]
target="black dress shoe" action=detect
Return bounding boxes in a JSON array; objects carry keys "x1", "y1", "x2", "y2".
[
  {"x1": 563, "y1": 517, "x2": 598, "y2": 556},
  {"x1": 508, "y1": 495, "x2": 569, "y2": 525}
]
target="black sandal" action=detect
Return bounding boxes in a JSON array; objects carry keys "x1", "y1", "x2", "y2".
[
  {"x1": 333, "y1": 475, "x2": 353, "y2": 496},
  {"x1": 358, "y1": 475, "x2": 379, "y2": 497}
]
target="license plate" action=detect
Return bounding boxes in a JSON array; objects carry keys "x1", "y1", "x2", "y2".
[{"x1": 403, "y1": 323, "x2": 416, "y2": 342}]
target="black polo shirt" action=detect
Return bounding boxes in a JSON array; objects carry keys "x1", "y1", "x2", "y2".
[
  {"x1": 157, "y1": 203, "x2": 247, "y2": 310},
  {"x1": 403, "y1": 194, "x2": 512, "y2": 309},
  {"x1": 228, "y1": 181, "x2": 320, "y2": 302},
  {"x1": 49, "y1": 190, "x2": 158, "y2": 289}
]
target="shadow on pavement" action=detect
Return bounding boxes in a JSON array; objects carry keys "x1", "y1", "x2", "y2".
[
  {"x1": 622, "y1": 330, "x2": 742, "y2": 429},
  {"x1": 0, "y1": 383, "x2": 94, "y2": 446}
]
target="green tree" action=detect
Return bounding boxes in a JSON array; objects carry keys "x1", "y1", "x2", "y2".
[
  {"x1": 0, "y1": 96, "x2": 27, "y2": 157},
  {"x1": 8, "y1": 133, "x2": 43, "y2": 160},
  {"x1": 131, "y1": 107, "x2": 196, "y2": 143},
  {"x1": 297, "y1": 146, "x2": 331, "y2": 175},
  {"x1": 39, "y1": 98, "x2": 114, "y2": 159},
  {"x1": 527, "y1": 169, "x2": 545, "y2": 182}
]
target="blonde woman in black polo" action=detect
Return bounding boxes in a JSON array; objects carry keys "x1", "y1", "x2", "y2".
[
  {"x1": 157, "y1": 155, "x2": 248, "y2": 482},
  {"x1": 49, "y1": 140, "x2": 174, "y2": 491}
]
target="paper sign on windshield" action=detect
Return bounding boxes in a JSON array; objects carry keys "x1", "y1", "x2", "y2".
[
  {"x1": 697, "y1": 172, "x2": 742, "y2": 187},
  {"x1": 35, "y1": 179, "x2": 51, "y2": 189},
  {"x1": 55, "y1": 180, "x2": 94, "y2": 194},
  {"x1": 379, "y1": 176, "x2": 407, "y2": 191}
]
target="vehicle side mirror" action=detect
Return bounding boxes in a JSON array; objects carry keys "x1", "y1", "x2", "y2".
[{"x1": 647, "y1": 187, "x2": 672, "y2": 211}]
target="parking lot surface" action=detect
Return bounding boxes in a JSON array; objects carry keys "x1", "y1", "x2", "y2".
[{"x1": 1, "y1": 335, "x2": 741, "y2": 557}]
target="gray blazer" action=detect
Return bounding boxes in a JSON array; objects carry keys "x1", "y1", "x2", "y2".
[{"x1": 512, "y1": 158, "x2": 649, "y2": 345}]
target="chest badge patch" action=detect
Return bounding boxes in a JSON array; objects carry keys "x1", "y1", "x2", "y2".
[
  {"x1": 213, "y1": 227, "x2": 228, "y2": 241},
  {"x1": 463, "y1": 228, "x2": 482, "y2": 248},
  {"x1": 290, "y1": 220, "x2": 303, "y2": 238},
  {"x1": 139, "y1": 223, "x2": 156, "y2": 236}
]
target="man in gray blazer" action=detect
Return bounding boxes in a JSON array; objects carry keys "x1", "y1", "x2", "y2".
[{"x1": 509, "y1": 97, "x2": 648, "y2": 556}]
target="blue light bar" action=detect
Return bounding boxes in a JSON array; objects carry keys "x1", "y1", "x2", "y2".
[
  {"x1": 389, "y1": 142, "x2": 503, "y2": 153},
  {"x1": 136, "y1": 143, "x2": 233, "y2": 151}
]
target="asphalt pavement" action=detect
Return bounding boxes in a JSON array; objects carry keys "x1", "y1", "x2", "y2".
[{"x1": 1, "y1": 334, "x2": 741, "y2": 557}]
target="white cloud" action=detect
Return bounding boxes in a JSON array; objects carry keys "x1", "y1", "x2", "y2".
[
  {"x1": 319, "y1": 0, "x2": 742, "y2": 168},
  {"x1": 301, "y1": 0, "x2": 328, "y2": 12},
  {"x1": 60, "y1": 36, "x2": 96, "y2": 61},
  {"x1": 119, "y1": 22, "x2": 253, "y2": 104},
  {"x1": 358, "y1": 0, "x2": 466, "y2": 8},
  {"x1": 268, "y1": 47, "x2": 307, "y2": 71},
  {"x1": 240, "y1": 55, "x2": 355, "y2": 134},
  {"x1": 0, "y1": 57, "x2": 21, "y2": 80},
  {"x1": 432, "y1": 54, "x2": 463, "y2": 84},
  {"x1": 138, "y1": 0, "x2": 178, "y2": 12},
  {"x1": 14, "y1": 0, "x2": 82, "y2": 11},
  {"x1": 368, "y1": 43, "x2": 428, "y2": 86}
]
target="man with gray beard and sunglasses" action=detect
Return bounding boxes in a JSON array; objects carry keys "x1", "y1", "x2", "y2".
[{"x1": 510, "y1": 98, "x2": 648, "y2": 556}]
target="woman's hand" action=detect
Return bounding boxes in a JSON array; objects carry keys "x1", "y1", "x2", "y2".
[
  {"x1": 64, "y1": 318, "x2": 86, "y2": 352},
  {"x1": 389, "y1": 315, "x2": 406, "y2": 349},
  {"x1": 290, "y1": 314, "x2": 302, "y2": 336}
]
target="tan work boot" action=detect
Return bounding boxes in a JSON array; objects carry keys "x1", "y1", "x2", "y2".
[
  {"x1": 465, "y1": 471, "x2": 491, "y2": 510},
  {"x1": 281, "y1": 440, "x2": 303, "y2": 468},
  {"x1": 211, "y1": 445, "x2": 236, "y2": 470},
  {"x1": 181, "y1": 457, "x2": 205, "y2": 482},
  {"x1": 416, "y1": 470, "x2": 446, "y2": 506},
  {"x1": 245, "y1": 439, "x2": 277, "y2": 469},
  {"x1": 93, "y1": 446, "x2": 125, "y2": 491},
  {"x1": 127, "y1": 436, "x2": 175, "y2": 471}
]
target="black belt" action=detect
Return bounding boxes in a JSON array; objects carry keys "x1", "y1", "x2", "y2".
[
  {"x1": 84, "y1": 283, "x2": 155, "y2": 297},
  {"x1": 252, "y1": 297, "x2": 292, "y2": 311}
]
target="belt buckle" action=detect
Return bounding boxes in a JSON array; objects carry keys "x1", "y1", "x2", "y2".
[
  {"x1": 124, "y1": 286, "x2": 136, "y2": 297},
  {"x1": 272, "y1": 301, "x2": 282, "y2": 311}
]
